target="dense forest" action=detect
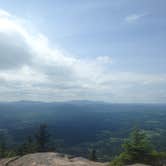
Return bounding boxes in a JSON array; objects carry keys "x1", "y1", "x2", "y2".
[
  {"x1": 0, "y1": 101, "x2": 166, "y2": 165},
  {"x1": 1, "y1": 124, "x2": 166, "y2": 165}
]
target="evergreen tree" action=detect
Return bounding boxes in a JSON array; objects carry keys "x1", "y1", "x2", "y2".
[
  {"x1": 26, "y1": 136, "x2": 36, "y2": 153},
  {"x1": 35, "y1": 124, "x2": 50, "y2": 152},
  {"x1": 0, "y1": 133, "x2": 7, "y2": 158},
  {"x1": 18, "y1": 136, "x2": 36, "y2": 155},
  {"x1": 122, "y1": 128, "x2": 153, "y2": 163},
  {"x1": 89, "y1": 149, "x2": 97, "y2": 161},
  {"x1": 110, "y1": 128, "x2": 155, "y2": 165}
]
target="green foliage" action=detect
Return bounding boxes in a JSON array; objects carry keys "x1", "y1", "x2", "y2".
[
  {"x1": 0, "y1": 133, "x2": 17, "y2": 158},
  {"x1": 18, "y1": 136, "x2": 37, "y2": 155},
  {"x1": 110, "y1": 154, "x2": 127, "y2": 166},
  {"x1": 0, "y1": 124, "x2": 67, "y2": 158},
  {"x1": 122, "y1": 128, "x2": 153, "y2": 163},
  {"x1": 1, "y1": 103, "x2": 166, "y2": 160},
  {"x1": 35, "y1": 124, "x2": 50, "y2": 152},
  {"x1": 89, "y1": 149, "x2": 97, "y2": 161},
  {"x1": 149, "y1": 151, "x2": 166, "y2": 165},
  {"x1": 110, "y1": 128, "x2": 156, "y2": 165},
  {"x1": 16, "y1": 124, "x2": 51, "y2": 155},
  {"x1": 0, "y1": 133, "x2": 7, "y2": 158},
  {"x1": 19, "y1": 124, "x2": 51, "y2": 154}
]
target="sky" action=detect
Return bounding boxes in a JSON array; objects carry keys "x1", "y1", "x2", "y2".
[{"x1": 0, "y1": 0, "x2": 166, "y2": 103}]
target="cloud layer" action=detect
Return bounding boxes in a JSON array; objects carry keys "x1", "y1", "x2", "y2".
[
  {"x1": 0, "y1": 9, "x2": 165, "y2": 103},
  {"x1": 125, "y1": 13, "x2": 148, "y2": 23}
]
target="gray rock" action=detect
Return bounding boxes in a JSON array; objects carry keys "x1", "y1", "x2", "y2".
[
  {"x1": 126, "y1": 164, "x2": 150, "y2": 166},
  {"x1": 0, "y1": 152, "x2": 108, "y2": 166}
]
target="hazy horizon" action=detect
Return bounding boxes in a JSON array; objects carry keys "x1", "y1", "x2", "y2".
[{"x1": 0, "y1": 99, "x2": 166, "y2": 105}]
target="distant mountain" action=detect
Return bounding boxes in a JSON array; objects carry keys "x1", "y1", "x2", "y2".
[
  {"x1": 0, "y1": 100, "x2": 108, "y2": 104},
  {"x1": 65, "y1": 100, "x2": 108, "y2": 105}
]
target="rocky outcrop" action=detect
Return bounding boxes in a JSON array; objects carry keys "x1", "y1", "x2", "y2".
[
  {"x1": 126, "y1": 164, "x2": 150, "y2": 166},
  {"x1": 0, "y1": 152, "x2": 108, "y2": 166},
  {"x1": 0, "y1": 153, "x2": 155, "y2": 166}
]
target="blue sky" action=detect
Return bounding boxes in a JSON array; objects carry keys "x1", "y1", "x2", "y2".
[{"x1": 0, "y1": 0, "x2": 166, "y2": 103}]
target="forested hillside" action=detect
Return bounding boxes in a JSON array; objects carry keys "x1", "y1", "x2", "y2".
[{"x1": 0, "y1": 101, "x2": 166, "y2": 161}]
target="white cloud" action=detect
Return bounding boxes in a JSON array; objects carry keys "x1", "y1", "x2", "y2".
[
  {"x1": 0, "y1": 9, "x2": 165, "y2": 103},
  {"x1": 125, "y1": 13, "x2": 147, "y2": 23},
  {"x1": 96, "y1": 56, "x2": 112, "y2": 64},
  {"x1": 0, "y1": 9, "x2": 10, "y2": 17}
]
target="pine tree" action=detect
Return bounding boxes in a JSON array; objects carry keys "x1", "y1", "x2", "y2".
[
  {"x1": 89, "y1": 149, "x2": 97, "y2": 161},
  {"x1": 0, "y1": 133, "x2": 7, "y2": 158},
  {"x1": 110, "y1": 128, "x2": 155, "y2": 165},
  {"x1": 26, "y1": 136, "x2": 36, "y2": 153},
  {"x1": 35, "y1": 124, "x2": 50, "y2": 152},
  {"x1": 18, "y1": 136, "x2": 36, "y2": 155},
  {"x1": 122, "y1": 128, "x2": 153, "y2": 163}
]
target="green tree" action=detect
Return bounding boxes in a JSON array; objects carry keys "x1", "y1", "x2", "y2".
[
  {"x1": 18, "y1": 136, "x2": 36, "y2": 155},
  {"x1": 0, "y1": 133, "x2": 6, "y2": 158},
  {"x1": 35, "y1": 124, "x2": 50, "y2": 152},
  {"x1": 89, "y1": 149, "x2": 97, "y2": 161},
  {"x1": 110, "y1": 128, "x2": 154, "y2": 165},
  {"x1": 122, "y1": 128, "x2": 153, "y2": 163}
]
